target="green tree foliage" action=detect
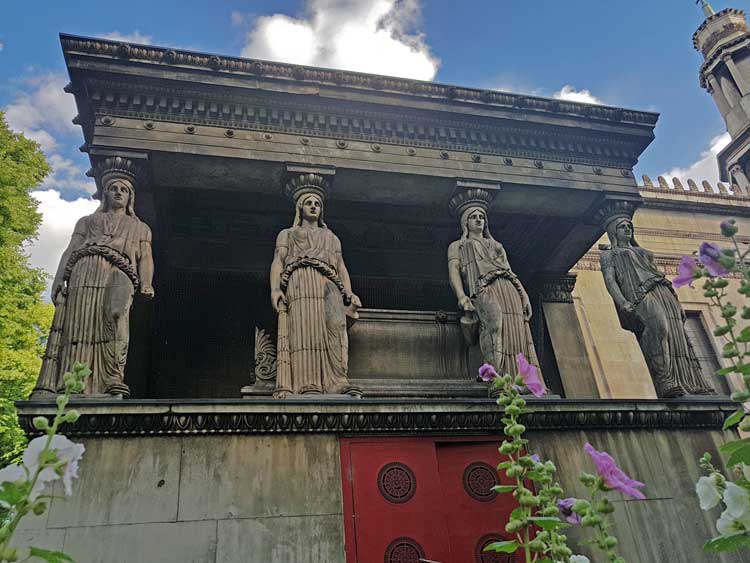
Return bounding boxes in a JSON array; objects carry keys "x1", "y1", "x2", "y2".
[{"x1": 0, "y1": 111, "x2": 53, "y2": 466}]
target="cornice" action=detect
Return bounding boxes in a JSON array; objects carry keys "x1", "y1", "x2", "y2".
[
  {"x1": 16, "y1": 399, "x2": 734, "y2": 437},
  {"x1": 640, "y1": 187, "x2": 750, "y2": 216},
  {"x1": 81, "y1": 77, "x2": 645, "y2": 168},
  {"x1": 60, "y1": 34, "x2": 658, "y2": 130}
]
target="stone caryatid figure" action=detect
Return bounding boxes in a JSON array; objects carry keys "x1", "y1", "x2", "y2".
[
  {"x1": 447, "y1": 189, "x2": 542, "y2": 381},
  {"x1": 597, "y1": 203, "x2": 714, "y2": 398},
  {"x1": 33, "y1": 157, "x2": 154, "y2": 398},
  {"x1": 269, "y1": 173, "x2": 362, "y2": 398}
]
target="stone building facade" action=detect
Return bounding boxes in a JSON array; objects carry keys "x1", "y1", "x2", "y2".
[{"x1": 13, "y1": 9, "x2": 750, "y2": 562}]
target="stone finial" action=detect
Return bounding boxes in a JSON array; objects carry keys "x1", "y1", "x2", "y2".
[
  {"x1": 642, "y1": 175, "x2": 653, "y2": 187},
  {"x1": 657, "y1": 176, "x2": 669, "y2": 189},
  {"x1": 91, "y1": 156, "x2": 145, "y2": 200},
  {"x1": 672, "y1": 177, "x2": 684, "y2": 190},
  {"x1": 732, "y1": 183, "x2": 743, "y2": 196},
  {"x1": 448, "y1": 187, "x2": 495, "y2": 218},
  {"x1": 718, "y1": 181, "x2": 729, "y2": 194},
  {"x1": 687, "y1": 179, "x2": 699, "y2": 192},
  {"x1": 283, "y1": 173, "x2": 330, "y2": 204},
  {"x1": 702, "y1": 180, "x2": 714, "y2": 193}
]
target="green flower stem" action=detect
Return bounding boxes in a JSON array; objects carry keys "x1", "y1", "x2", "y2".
[{"x1": 585, "y1": 481, "x2": 624, "y2": 563}]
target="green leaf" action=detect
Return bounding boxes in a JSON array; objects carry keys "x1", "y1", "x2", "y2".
[
  {"x1": 497, "y1": 461, "x2": 512, "y2": 470},
  {"x1": 491, "y1": 485, "x2": 516, "y2": 494},
  {"x1": 725, "y1": 409, "x2": 745, "y2": 431},
  {"x1": 28, "y1": 547, "x2": 75, "y2": 563},
  {"x1": 483, "y1": 540, "x2": 519, "y2": 553},
  {"x1": 738, "y1": 327, "x2": 750, "y2": 343},
  {"x1": 717, "y1": 366, "x2": 736, "y2": 376},
  {"x1": 527, "y1": 516, "x2": 565, "y2": 530},
  {"x1": 720, "y1": 439, "x2": 750, "y2": 467},
  {"x1": 703, "y1": 533, "x2": 750, "y2": 552}
]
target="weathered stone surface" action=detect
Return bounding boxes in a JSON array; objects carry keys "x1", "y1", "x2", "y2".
[
  {"x1": 177, "y1": 434, "x2": 342, "y2": 520},
  {"x1": 62, "y1": 521, "x2": 216, "y2": 563},
  {"x1": 530, "y1": 428, "x2": 750, "y2": 563},
  {"x1": 47, "y1": 436, "x2": 180, "y2": 527},
  {"x1": 217, "y1": 515, "x2": 345, "y2": 563}
]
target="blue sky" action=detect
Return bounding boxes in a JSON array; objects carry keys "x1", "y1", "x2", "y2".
[{"x1": 0, "y1": 0, "x2": 736, "y2": 280}]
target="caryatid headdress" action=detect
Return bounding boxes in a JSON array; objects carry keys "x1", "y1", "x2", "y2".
[
  {"x1": 284, "y1": 173, "x2": 330, "y2": 228},
  {"x1": 448, "y1": 187, "x2": 497, "y2": 241},
  {"x1": 592, "y1": 199, "x2": 640, "y2": 247},
  {"x1": 91, "y1": 156, "x2": 145, "y2": 216}
]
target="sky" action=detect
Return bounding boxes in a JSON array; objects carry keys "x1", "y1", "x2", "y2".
[{"x1": 0, "y1": 0, "x2": 738, "y2": 288}]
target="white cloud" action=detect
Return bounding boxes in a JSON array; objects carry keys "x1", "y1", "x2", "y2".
[
  {"x1": 661, "y1": 132, "x2": 730, "y2": 187},
  {"x1": 231, "y1": 11, "x2": 247, "y2": 27},
  {"x1": 26, "y1": 190, "x2": 99, "y2": 296},
  {"x1": 553, "y1": 85, "x2": 603, "y2": 105},
  {"x1": 100, "y1": 31, "x2": 153, "y2": 44},
  {"x1": 0, "y1": 40, "x2": 5, "y2": 52},
  {"x1": 42, "y1": 154, "x2": 96, "y2": 195},
  {"x1": 4, "y1": 73, "x2": 77, "y2": 152},
  {"x1": 240, "y1": 0, "x2": 439, "y2": 81}
]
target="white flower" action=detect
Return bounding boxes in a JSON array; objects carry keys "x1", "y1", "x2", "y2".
[
  {"x1": 742, "y1": 463, "x2": 750, "y2": 483},
  {"x1": 717, "y1": 482, "x2": 750, "y2": 535},
  {"x1": 723, "y1": 482, "x2": 750, "y2": 519},
  {"x1": 22, "y1": 435, "x2": 85, "y2": 496},
  {"x1": 696, "y1": 474, "x2": 723, "y2": 511},
  {"x1": 570, "y1": 556, "x2": 590, "y2": 563},
  {"x1": 0, "y1": 464, "x2": 26, "y2": 508}
]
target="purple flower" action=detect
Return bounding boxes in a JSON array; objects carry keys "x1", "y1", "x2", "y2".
[
  {"x1": 583, "y1": 443, "x2": 645, "y2": 500},
  {"x1": 698, "y1": 242, "x2": 729, "y2": 277},
  {"x1": 517, "y1": 353, "x2": 546, "y2": 397},
  {"x1": 557, "y1": 497, "x2": 581, "y2": 524},
  {"x1": 478, "y1": 363, "x2": 499, "y2": 382},
  {"x1": 672, "y1": 256, "x2": 698, "y2": 289},
  {"x1": 529, "y1": 454, "x2": 541, "y2": 464}
]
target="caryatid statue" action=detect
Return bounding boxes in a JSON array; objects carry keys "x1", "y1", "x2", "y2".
[
  {"x1": 33, "y1": 156, "x2": 154, "y2": 398},
  {"x1": 597, "y1": 201, "x2": 714, "y2": 398},
  {"x1": 447, "y1": 189, "x2": 543, "y2": 382},
  {"x1": 269, "y1": 173, "x2": 362, "y2": 398}
]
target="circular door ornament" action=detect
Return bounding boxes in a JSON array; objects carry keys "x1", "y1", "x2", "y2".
[
  {"x1": 378, "y1": 462, "x2": 416, "y2": 504},
  {"x1": 475, "y1": 534, "x2": 515, "y2": 563},
  {"x1": 463, "y1": 461, "x2": 499, "y2": 502},
  {"x1": 384, "y1": 537, "x2": 425, "y2": 563}
]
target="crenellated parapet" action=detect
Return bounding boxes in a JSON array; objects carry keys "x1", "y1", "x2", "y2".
[{"x1": 638, "y1": 174, "x2": 750, "y2": 215}]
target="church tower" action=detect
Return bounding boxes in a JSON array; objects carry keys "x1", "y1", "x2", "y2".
[{"x1": 694, "y1": 1, "x2": 750, "y2": 192}]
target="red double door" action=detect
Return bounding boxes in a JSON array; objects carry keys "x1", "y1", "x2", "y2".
[{"x1": 340, "y1": 436, "x2": 520, "y2": 563}]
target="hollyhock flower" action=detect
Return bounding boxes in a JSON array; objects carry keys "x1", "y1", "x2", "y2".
[
  {"x1": 557, "y1": 497, "x2": 581, "y2": 524},
  {"x1": 0, "y1": 464, "x2": 26, "y2": 508},
  {"x1": 569, "y1": 556, "x2": 590, "y2": 563},
  {"x1": 23, "y1": 435, "x2": 85, "y2": 496},
  {"x1": 583, "y1": 443, "x2": 645, "y2": 500},
  {"x1": 672, "y1": 255, "x2": 698, "y2": 288},
  {"x1": 478, "y1": 363, "x2": 499, "y2": 382},
  {"x1": 699, "y1": 242, "x2": 729, "y2": 277},
  {"x1": 696, "y1": 474, "x2": 723, "y2": 511},
  {"x1": 516, "y1": 353, "x2": 546, "y2": 397},
  {"x1": 529, "y1": 454, "x2": 541, "y2": 464},
  {"x1": 717, "y1": 483, "x2": 750, "y2": 535}
]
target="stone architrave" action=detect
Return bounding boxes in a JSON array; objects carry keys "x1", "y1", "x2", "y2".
[
  {"x1": 269, "y1": 173, "x2": 362, "y2": 398},
  {"x1": 33, "y1": 156, "x2": 154, "y2": 398},
  {"x1": 595, "y1": 200, "x2": 715, "y2": 398},
  {"x1": 446, "y1": 188, "x2": 543, "y2": 383}
]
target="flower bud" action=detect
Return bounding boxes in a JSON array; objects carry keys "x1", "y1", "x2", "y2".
[
  {"x1": 605, "y1": 536, "x2": 618, "y2": 549},
  {"x1": 32, "y1": 501, "x2": 47, "y2": 515},
  {"x1": 64, "y1": 410, "x2": 80, "y2": 424},
  {"x1": 721, "y1": 219, "x2": 739, "y2": 238},
  {"x1": 512, "y1": 398, "x2": 527, "y2": 409},
  {"x1": 505, "y1": 519, "x2": 524, "y2": 534},
  {"x1": 529, "y1": 540, "x2": 545, "y2": 552},
  {"x1": 506, "y1": 464, "x2": 524, "y2": 478},
  {"x1": 56, "y1": 395, "x2": 68, "y2": 409},
  {"x1": 498, "y1": 395, "x2": 512, "y2": 406},
  {"x1": 739, "y1": 416, "x2": 750, "y2": 433},
  {"x1": 32, "y1": 416, "x2": 49, "y2": 431},
  {"x1": 499, "y1": 442, "x2": 514, "y2": 454},
  {"x1": 507, "y1": 424, "x2": 526, "y2": 437},
  {"x1": 505, "y1": 405, "x2": 521, "y2": 416}
]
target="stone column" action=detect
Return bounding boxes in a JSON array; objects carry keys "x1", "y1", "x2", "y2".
[
  {"x1": 529, "y1": 273, "x2": 599, "y2": 399},
  {"x1": 707, "y1": 74, "x2": 733, "y2": 116},
  {"x1": 723, "y1": 53, "x2": 750, "y2": 96}
]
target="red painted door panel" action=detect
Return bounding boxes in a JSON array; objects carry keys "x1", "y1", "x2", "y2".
[
  {"x1": 346, "y1": 439, "x2": 452, "y2": 563},
  {"x1": 341, "y1": 437, "x2": 521, "y2": 563},
  {"x1": 436, "y1": 441, "x2": 520, "y2": 562}
]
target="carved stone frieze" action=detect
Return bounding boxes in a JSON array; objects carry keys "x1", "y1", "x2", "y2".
[
  {"x1": 16, "y1": 399, "x2": 736, "y2": 437},
  {"x1": 254, "y1": 327, "x2": 277, "y2": 382},
  {"x1": 81, "y1": 77, "x2": 645, "y2": 168},
  {"x1": 61, "y1": 35, "x2": 657, "y2": 127}
]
